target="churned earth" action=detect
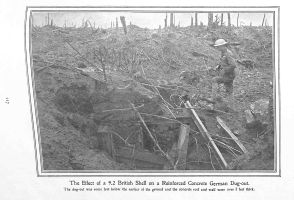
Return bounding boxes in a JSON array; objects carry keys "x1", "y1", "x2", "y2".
[{"x1": 31, "y1": 24, "x2": 274, "y2": 170}]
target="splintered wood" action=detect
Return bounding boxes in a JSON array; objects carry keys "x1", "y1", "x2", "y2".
[
  {"x1": 176, "y1": 124, "x2": 190, "y2": 170},
  {"x1": 216, "y1": 117, "x2": 248, "y2": 154},
  {"x1": 97, "y1": 126, "x2": 115, "y2": 158},
  {"x1": 97, "y1": 100, "x2": 249, "y2": 170},
  {"x1": 129, "y1": 102, "x2": 174, "y2": 168},
  {"x1": 184, "y1": 101, "x2": 229, "y2": 169}
]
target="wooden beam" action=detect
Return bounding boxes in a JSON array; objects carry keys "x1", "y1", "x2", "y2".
[
  {"x1": 216, "y1": 117, "x2": 248, "y2": 154},
  {"x1": 97, "y1": 126, "x2": 115, "y2": 158},
  {"x1": 130, "y1": 103, "x2": 175, "y2": 168},
  {"x1": 176, "y1": 124, "x2": 190, "y2": 169},
  {"x1": 184, "y1": 101, "x2": 228, "y2": 169}
]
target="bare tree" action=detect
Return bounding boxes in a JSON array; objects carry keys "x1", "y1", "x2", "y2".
[
  {"x1": 47, "y1": 13, "x2": 50, "y2": 26},
  {"x1": 164, "y1": 18, "x2": 167, "y2": 28},
  {"x1": 237, "y1": 13, "x2": 240, "y2": 27},
  {"x1": 208, "y1": 13, "x2": 213, "y2": 27},
  {"x1": 64, "y1": 19, "x2": 67, "y2": 28},
  {"x1": 116, "y1": 17, "x2": 118, "y2": 30},
  {"x1": 84, "y1": 20, "x2": 88, "y2": 28},
  {"x1": 261, "y1": 13, "x2": 266, "y2": 26},
  {"x1": 221, "y1": 13, "x2": 224, "y2": 26},
  {"x1": 120, "y1": 16, "x2": 127, "y2": 34},
  {"x1": 227, "y1": 13, "x2": 231, "y2": 27},
  {"x1": 174, "y1": 13, "x2": 175, "y2": 27},
  {"x1": 213, "y1": 14, "x2": 220, "y2": 27},
  {"x1": 164, "y1": 13, "x2": 167, "y2": 28},
  {"x1": 170, "y1": 13, "x2": 174, "y2": 27},
  {"x1": 191, "y1": 16, "x2": 194, "y2": 27},
  {"x1": 82, "y1": 18, "x2": 85, "y2": 28},
  {"x1": 265, "y1": 18, "x2": 268, "y2": 26},
  {"x1": 195, "y1": 12, "x2": 198, "y2": 26}
]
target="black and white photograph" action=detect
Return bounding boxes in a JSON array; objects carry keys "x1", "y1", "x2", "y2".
[
  {"x1": 5, "y1": 1, "x2": 294, "y2": 199},
  {"x1": 27, "y1": 7, "x2": 279, "y2": 174}
]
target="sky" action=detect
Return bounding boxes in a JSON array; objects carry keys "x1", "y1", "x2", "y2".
[{"x1": 32, "y1": 12, "x2": 273, "y2": 29}]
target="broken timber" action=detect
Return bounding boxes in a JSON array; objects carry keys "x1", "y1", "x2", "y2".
[
  {"x1": 184, "y1": 101, "x2": 228, "y2": 169},
  {"x1": 176, "y1": 124, "x2": 190, "y2": 169},
  {"x1": 97, "y1": 126, "x2": 115, "y2": 158},
  {"x1": 216, "y1": 117, "x2": 248, "y2": 154},
  {"x1": 130, "y1": 103, "x2": 175, "y2": 168}
]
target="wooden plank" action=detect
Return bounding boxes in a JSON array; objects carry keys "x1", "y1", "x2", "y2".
[
  {"x1": 184, "y1": 101, "x2": 228, "y2": 169},
  {"x1": 101, "y1": 133, "x2": 114, "y2": 158},
  {"x1": 115, "y1": 146, "x2": 168, "y2": 166},
  {"x1": 216, "y1": 117, "x2": 248, "y2": 154},
  {"x1": 97, "y1": 126, "x2": 115, "y2": 158},
  {"x1": 176, "y1": 124, "x2": 190, "y2": 170}
]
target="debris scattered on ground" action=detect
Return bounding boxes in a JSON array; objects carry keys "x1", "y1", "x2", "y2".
[{"x1": 32, "y1": 24, "x2": 274, "y2": 170}]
